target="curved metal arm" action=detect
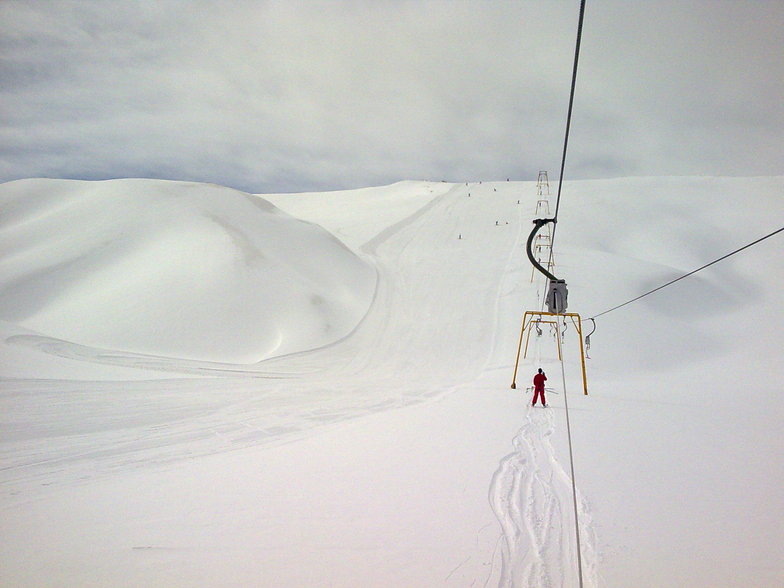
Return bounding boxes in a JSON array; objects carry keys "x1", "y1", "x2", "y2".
[
  {"x1": 526, "y1": 218, "x2": 558, "y2": 281},
  {"x1": 585, "y1": 318, "x2": 596, "y2": 347}
]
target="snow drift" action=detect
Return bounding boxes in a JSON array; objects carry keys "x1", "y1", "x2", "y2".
[
  {"x1": 0, "y1": 179, "x2": 376, "y2": 363},
  {"x1": 1, "y1": 176, "x2": 782, "y2": 587}
]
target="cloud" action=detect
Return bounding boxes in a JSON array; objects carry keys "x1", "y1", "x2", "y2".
[
  {"x1": 571, "y1": 0, "x2": 784, "y2": 178},
  {"x1": 1, "y1": 0, "x2": 782, "y2": 193}
]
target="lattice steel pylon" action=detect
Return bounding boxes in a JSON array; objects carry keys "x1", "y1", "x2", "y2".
[
  {"x1": 535, "y1": 199, "x2": 551, "y2": 216},
  {"x1": 536, "y1": 170, "x2": 550, "y2": 196}
]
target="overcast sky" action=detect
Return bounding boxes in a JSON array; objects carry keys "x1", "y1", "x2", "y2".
[{"x1": 1, "y1": 0, "x2": 782, "y2": 194}]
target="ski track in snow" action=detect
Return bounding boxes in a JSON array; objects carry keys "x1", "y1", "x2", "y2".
[
  {"x1": 0, "y1": 182, "x2": 513, "y2": 497},
  {"x1": 488, "y1": 404, "x2": 601, "y2": 588},
  {"x1": 2, "y1": 180, "x2": 606, "y2": 586},
  {"x1": 3, "y1": 177, "x2": 783, "y2": 586}
]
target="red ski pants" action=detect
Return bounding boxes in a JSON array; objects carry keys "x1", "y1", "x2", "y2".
[{"x1": 533, "y1": 386, "x2": 546, "y2": 406}]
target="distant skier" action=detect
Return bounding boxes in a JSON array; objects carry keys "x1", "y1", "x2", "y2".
[{"x1": 532, "y1": 368, "x2": 547, "y2": 407}]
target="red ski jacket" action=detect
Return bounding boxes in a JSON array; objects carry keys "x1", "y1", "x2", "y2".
[{"x1": 533, "y1": 373, "x2": 547, "y2": 390}]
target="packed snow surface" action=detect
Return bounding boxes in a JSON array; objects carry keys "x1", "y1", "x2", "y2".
[{"x1": 1, "y1": 176, "x2": 783, "y2": 587}]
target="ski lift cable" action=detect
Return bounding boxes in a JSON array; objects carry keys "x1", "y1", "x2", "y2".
[
  {"x1": 548, "y1": 3, "x2": 587, "y2": 587},
  {"x1": 548, "y1": 0, "x2": 587, "y2": 256},
  {"x1": 589, "y1": 225, "x2": 784, "y2": 321},
  {"x1": 533, "y1": 0, "x2": 586, "y2": 320},
  {"x1": 556, "y1": 313, "x2": 584, "y2": 588}
]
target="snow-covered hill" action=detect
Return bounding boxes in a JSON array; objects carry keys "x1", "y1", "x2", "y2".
[
  {"x1": 0, "y1": 179, "x2": 375, "y2": 363},
  {"x1": 1, "y1": 176, "x2": 782, "y2": 587}
]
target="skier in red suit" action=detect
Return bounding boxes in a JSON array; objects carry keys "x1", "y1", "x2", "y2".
[{"x1": 532, "y1": 368, "x2": 547, "y2": 407}]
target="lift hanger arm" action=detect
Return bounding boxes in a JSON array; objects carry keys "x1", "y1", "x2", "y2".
[{"x1": 526, "y1": 218, "x2": 558, "y2": 281}]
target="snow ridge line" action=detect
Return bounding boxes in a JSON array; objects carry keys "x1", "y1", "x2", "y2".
[
  {"x1": 488, "y1": 406, "x2": 601, "y2": 587},
  {"x1": 5, "y1": 333, "x2": 314, "y2": 378},
  {"x1": 5, "y1": 185, "x2": 457, "y2": 377},
  {"x1": 359, "y1": 183, "x2": 459, "y2": 256}
]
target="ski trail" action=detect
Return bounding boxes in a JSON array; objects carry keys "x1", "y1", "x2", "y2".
[{"x1": 489, "y1": 406, "x2": 602, "y2": 588}]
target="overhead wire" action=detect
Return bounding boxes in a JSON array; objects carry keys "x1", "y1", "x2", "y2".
[
  {"x1": 556, "y1": 312, "x2": 582, "y2": 588},
  {"x1": 539, "y1": 0, "x2": 586, "y2": 314},
  {"x1": 549, "y1": 0, "x2": 587, "y2": 256},
  {"x1": 589, "y1": 225, "x2": 784, "y2": 321},
  {"x1": 524, "y1": 1, "x2": 777, "y2": 584},
  {"x1": 542, "y1": 2, "x2": 587, "y2": 587}
]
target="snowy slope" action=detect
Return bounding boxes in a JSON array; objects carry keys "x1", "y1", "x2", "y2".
[
  {"x1": 1, "y1": 176, "x2": 783, "y2": 587},
  {"x1": 0, "y1": 179, "x2": 375, "y2": 364},
  {"x1": 264, "y1": 180, "x2": 454, "y2": 249}
]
